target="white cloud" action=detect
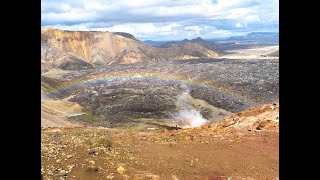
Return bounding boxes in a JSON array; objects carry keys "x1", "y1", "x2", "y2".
[
  {"x1": 43, "y1": 22, "x2": 238, "y2": 40},
  {"x1": 244, "y1": 15, "x2": 260, "y2": 23},
  {"x1": 41, "y1": 0, "x2": 279, "y2": 40},
  {"x1": 235, "y1": 22, "x2": 243, "y2": 28},
  {"x1": 42, "y1": 0, "x2": 278, "y2": 24}
]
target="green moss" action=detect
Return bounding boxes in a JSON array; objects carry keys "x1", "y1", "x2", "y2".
[
  {"x1": 68, "y1": 114, "x2": 103, "y2": 124},
  {"x1": 114, "y1": 123, "x2": 145, "y2": 131}
]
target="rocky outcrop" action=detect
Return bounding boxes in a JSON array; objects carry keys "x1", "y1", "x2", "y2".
[{"x1": 210, "y1": 102, "x2": 279, "y2": 133}]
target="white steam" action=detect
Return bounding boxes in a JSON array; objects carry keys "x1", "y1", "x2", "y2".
[
  {"x1": 172, "y1": 85, "x2": 208, "y2": 128},
  {"x1": 175, "y1": 109, "x2": 208, "y2": 128}
]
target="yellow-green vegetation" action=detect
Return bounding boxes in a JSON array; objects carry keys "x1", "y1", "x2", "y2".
[
  {"x1": 115, "y1": 123, "x2": 146, "y2": 131},
  {"x1": 96, "y1": 137, "x2": 113, "y2": 149},
  {"x1": 82, "y1": 139, "x2": 94, "y2": 146},
  {"x1": 68, "y1": 114, "x2": 103, "y2": 124}
]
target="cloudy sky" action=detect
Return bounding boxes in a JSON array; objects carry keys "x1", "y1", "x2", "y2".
[{"x1": 41, "y1": 0, "x2": 279, "y2": 41}]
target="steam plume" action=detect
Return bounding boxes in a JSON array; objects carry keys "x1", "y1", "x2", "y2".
[{"x1": 173, "y1": 85, "x2": 208, "y2": 128}]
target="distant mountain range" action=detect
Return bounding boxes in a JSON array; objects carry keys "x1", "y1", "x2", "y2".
[
  {"x1": 143, "y1": 37, "x2": 218, "y2": 49},
  {"x1": 41, "y1": 29, "x2": 219, "y2": 73},
  {"x1": 141, "y1": 40, "x2": 167, "y2": 47},
  {"x1": 229, "y1": 32, "x2": 278, "y2": 39},
  {"x1": 227, "y1": 32, "x2": 279, "y2": 44},
  {"x1": 41, "y1": 29, "x2": 279, "y2": 74},
  {"x1": 143, "y1": 32, "x2": 279, "y2": 47}
]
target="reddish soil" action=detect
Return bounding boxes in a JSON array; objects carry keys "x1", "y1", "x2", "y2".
[{"x1": 41, "y1": 102, "x2": 279, "y2": 180}]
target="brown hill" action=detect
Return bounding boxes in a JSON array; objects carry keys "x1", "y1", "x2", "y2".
[
  {"x1": 159, "y1": 37, "x2": 218, "y2": 51},
  {"x1": 41, "y1": 28, "x2": 219, "y2": 73}
]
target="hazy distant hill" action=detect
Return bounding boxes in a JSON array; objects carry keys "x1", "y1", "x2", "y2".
[
  {"x1": 228, "y1": 32, "x2": 279, "y2": 44},
  {"x1": 142, "y1": 40, "x2": 167, "y2": 47},
  {"x1": 156, "y1": 37, "x2": 217, "y2": 50}
]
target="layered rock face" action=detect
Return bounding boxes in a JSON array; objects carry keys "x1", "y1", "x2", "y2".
[{"x1": 41, "y1": 29, "x2": 219, "y2": 73}]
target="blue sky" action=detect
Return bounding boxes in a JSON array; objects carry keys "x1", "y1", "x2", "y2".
[{"x1": 41, "y1": 0, "x2": 279, "y2": 41}]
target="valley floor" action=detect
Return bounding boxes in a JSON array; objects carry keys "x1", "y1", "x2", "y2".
[{"x1": 218, "y1": 45, "x2": 279, "y2": 60}]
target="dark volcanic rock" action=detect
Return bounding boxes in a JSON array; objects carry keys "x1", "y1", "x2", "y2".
[
  {"x1": 85, "y1": 166, "x2": 99, "y2": 172},
  {"x1": 68, "y1": 77, "x2": 251, "y2": 127},
  {"x1": 113, "y1": 32, "x2": 137, "y2": 40},
  {"x1": 69, "y1": 80, "x2": 182, "y2": 126},
  {"x1": 45, "y1": 58, "x2": 278, "y2": 128},
  {"x1": 58, "y1": 58, "x2": 94, "y2": 70}
]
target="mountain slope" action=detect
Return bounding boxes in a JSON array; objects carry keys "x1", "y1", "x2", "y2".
[{"x1": 41, "y1": 29, "x2": 219, "y2": 73}]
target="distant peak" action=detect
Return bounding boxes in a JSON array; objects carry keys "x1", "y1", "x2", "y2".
[
  {"x1": 195, "y1": 37, "x2": 204, "y2": 40},
  {"x1": 181, "y1": 39, "x2": 190, "y2": 43},
  {"x1": 191, "y1": 37, "x2": 204, "y2": 42}
]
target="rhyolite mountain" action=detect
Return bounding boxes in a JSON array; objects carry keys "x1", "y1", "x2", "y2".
[{"x1": 41, "y1": 28, "x2": 219, "y2": 73}]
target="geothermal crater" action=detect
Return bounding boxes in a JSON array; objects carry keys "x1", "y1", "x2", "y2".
[
  {"x1": 42, "y1": 58, "x2": 278, "y2": 129},
  {"x1": 65, "y1": 78, "x2": 247, "y2": 128}
]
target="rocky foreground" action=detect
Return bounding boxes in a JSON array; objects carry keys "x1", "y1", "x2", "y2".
[{"x1": 41, "y1": 102, "x2": 279, "y2": 180}]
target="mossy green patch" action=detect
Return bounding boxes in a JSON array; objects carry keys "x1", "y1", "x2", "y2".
[{"x1": 68, "y1": 114, "x2": 103, "y2": 125}]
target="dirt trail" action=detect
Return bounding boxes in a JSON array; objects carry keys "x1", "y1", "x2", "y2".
[{"x1": 41, "y1": 97, "x2": 84, "y2": 127}]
